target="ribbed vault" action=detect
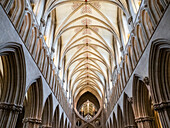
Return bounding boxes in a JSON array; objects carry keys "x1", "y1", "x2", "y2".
[{"x1": 40, "y1": 0, "x2": 140, "y2": 121}]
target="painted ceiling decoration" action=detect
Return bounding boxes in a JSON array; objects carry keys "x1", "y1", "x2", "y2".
[{"x1": 41, "y1": 0, "x2": 140, "y2": 121}]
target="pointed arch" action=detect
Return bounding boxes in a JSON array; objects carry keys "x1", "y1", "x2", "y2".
[
  {"x1": 117, "y1": 105, "x2": 124, "y2": 128},
  {"x1": 41, "y1": 94, "x2": 53, "y2": 127},
  {"x1": 52, "y1": 105, "x2": 60, "y2": 128},
  {"x1": 16, "y1": 77, "x2": 43, "y2": 127},
  {"x1": 0, "y1": 42, "x2": 26, "y2": 127},
  {"x1": 112, "y1": 112, "x2": 117, "y2": 128},
  {"x1": 60, "y1": 113, "x2": 64, "y2": 128},
  {"x1": 149, "y1": 39, "x2": 170, "y2": 127},
  {"x1": 123, "y1": 93, "x2": 137, "y2": 128},
  {"x1": 132, "y1": 74, "x2": 161, "y2": 128}
]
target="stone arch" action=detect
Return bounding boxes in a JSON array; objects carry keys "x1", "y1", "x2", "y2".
[
  {"x1": 19, "y1": 10, "x2": 32, "y2": 42},
  {"x1": 120, "y1": 67, "x2": 126, "y2": 89},
  {"x1": 60, "y1": 113, "x2": 64, "y2": 128},
  {"x1": 0, "y1": 42, "x2": 26, "y2": 128},
  {"x1": 131, "y1": 36, "x2": 140, "y2": 61},
  {"x1": 7, "y1": 0, "x2": 26, "y2": 31},
  {"x1": 112, "y1": 112, "x2": 117, "y2": 128},
  {"x1": 34, "y1": 38, "x2": 43, "y2": 63},
  {"x1": 52, "y1": 105, "x2": 60, "y2": 128},
  {"x1": 125, "y1": 54, "x2": 131, "y2": 80},
  {"x1": 149, "y1": 39, "x2": 170, "y2": 127},
  {"x1": 64, "y1": 118, "x2": 68, "y2": 128},
  {"x1": 123, "y1": 93, "x2": 137, "y2": 128},
  {"x1": 141, "y1": 10, "x2": 154, "y2": 40},
  {"x1": 117, "y1": 7, "x2": 130, "y2": 46},
  {"x1": 128, "y1": 44, "x2": 136, "y2": 69},
  {"x1": 42, "y1": 51, "x2": 50, "y2": 77},
  {"x1": 148, "y1": 0, "x2": 164, "y2": 24},
  {"x1": 126, "y1": 53, "x2": 132, "y2": 76},
  {"x1": 109, "y1": 118, "x2": 113, "y2": 128},
  {"x1": 106, "y1": 121, "x2": 109, "y2": 128},
  {"x1": 117, "y1": 105, "x2": 124, "y2": 128},
  {"x1": 132, "y1": 74, "x2": 161, "y2": 128},
  {"x1": 38, "y1": 46, "x2": 45, "y2": 71},
  {"x1": 136, "y1": 23, "x2": 147, "y2": 50},
  {"x1": 122, "y1": 61, "x2": 128, "y2": 84},
  {"x1": 27, "y1": 26, "x2": 39, "y2": 56},
  {"x1": 15, "y1": 77, "x2": 43, "y2": 128},
  {"x1": 41, "y1": 94, "x2": 53, "y2": 127}
]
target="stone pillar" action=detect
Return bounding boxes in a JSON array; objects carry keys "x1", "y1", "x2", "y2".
[
  {"x1": 135, "y1": 116, "x2": 154, "y2": 128},
  {"x1": 153, "y1": 102, "x2": 170, "y2": 127},
  {"x1": 0, "y1": 102, "x2": 22, "y2": 128},
  {"x1": 23, "y1": 117, "x2": 42, "y2": 128}
]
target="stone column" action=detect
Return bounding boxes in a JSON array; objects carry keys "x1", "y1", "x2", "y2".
[
  {"x1": 0, "y1": 102, "x2": 22, "y2": 128},
  {"x1": 23, "y1": 117, "x2": 42, "y2": 128},
  {"x1": 153, "y1": 102, "x2": 170, "y2": 127}
]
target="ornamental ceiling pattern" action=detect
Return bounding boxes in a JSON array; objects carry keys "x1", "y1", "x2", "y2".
[{"x1": 42, "y1": 0, "x2": 137, "y2": 107}]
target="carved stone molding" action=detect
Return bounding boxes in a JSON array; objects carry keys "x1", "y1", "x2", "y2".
[
  {"x1": 0, "y1": 102, "x2": 23, "y2": 112},
  {"x1": 128, "y1": 97, "x2": 133, "y2": 104},
  {"x1": 153, "y1": 101, "x2": 170, "y2": 110},
  {"x1": 40, "y1": 18, "x2": 46, "y2": 27},
  {"x1": 128, "y1": 16, "x2": 133, "y2": 24},
  {"x1": 23, "y1": 117, "x2": 42, "y2": 124},
  {"x1": 135, "y1": 116, "x2": 154, "y2": 123},
  {"x1": 143, "y1": 77, "x2": 149, "y2": 85}
]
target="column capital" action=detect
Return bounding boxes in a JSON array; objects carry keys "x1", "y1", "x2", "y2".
[
  {"x1": 0, "y1": 102, "x2": 22, "y2": 112},
  {"x1": 23, "y1": 117, "x2": 42, "y2": 124},
  {"x1": 128, "y1": 97, "x2": 133, "y2": 104},
  {"x1": 135, "y1": 116, "x2": 154, "y2": 123},
  {"x1": 153, "y1": 101, "x2": 170, "y2": 111},
  {"x1": 143, "y1": 77, "x2": 150, "y2": 85}
]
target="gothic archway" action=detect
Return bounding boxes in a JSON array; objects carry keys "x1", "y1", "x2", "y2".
[
  {"x1": 112, "y1": 112, "x2": 117, "y2": 128},
  {"x1": 41, "y1": 94, "x2": 53, "y2": 127},
  {"x1": 15, "y1": 78, "x2": 43, "y2": 128},
  {"x1": 149, "y1": 39, "x2": 170, "y2": 127},
  {"x1": 0, "y1": 42, "x2": 26, "y2": 128},
  {"x1": 52, "y1": 105, "x2": 60, "y2": 128},
  {"x1": 123, "y1": 93, "x2": 137, "y2": 128},
  {"x1": 132, "y1": 74, "x2": 161, "y2": 128},
  {"x1": 60, "y1": 113, "x2": 64, "y2": 128},
  {"x1": 117, "y1": 105, "x2": 124, "y2": 128}
]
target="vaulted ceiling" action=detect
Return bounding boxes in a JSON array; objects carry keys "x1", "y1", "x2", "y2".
[{"x1": 37, "y1": 0, "x2": 140, "y2": 116}]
